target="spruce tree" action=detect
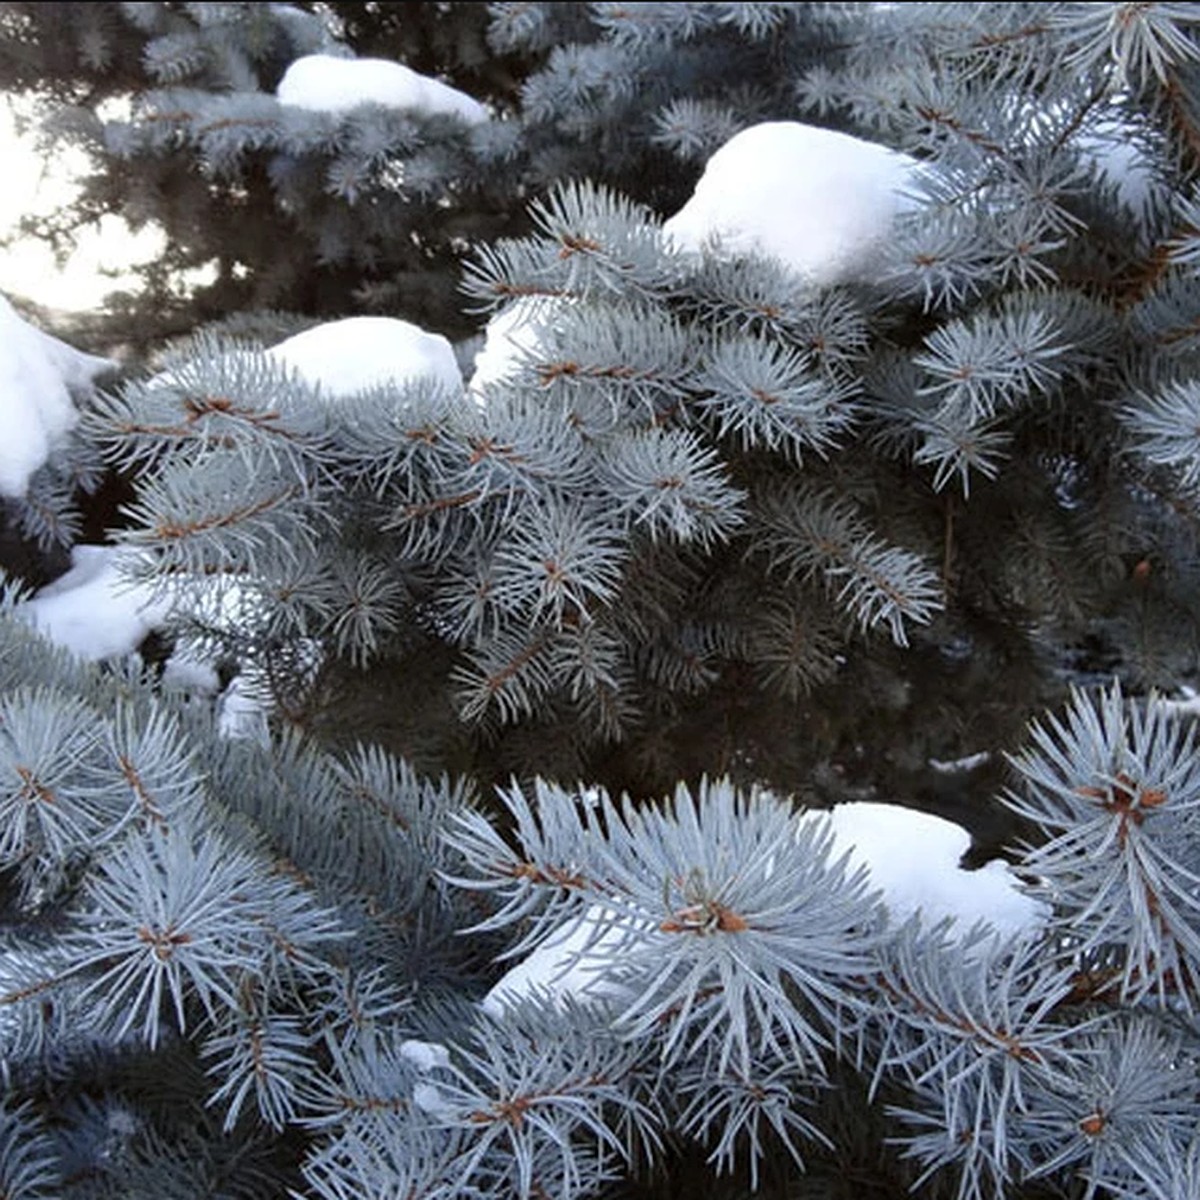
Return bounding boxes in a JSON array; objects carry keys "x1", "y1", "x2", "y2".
[
  {"x1": 0, "y1": 1, "x2": 528, "y2": 342},
  {"x1": 2, "y1": 3, "x2": 1200, "y2": 1198}
]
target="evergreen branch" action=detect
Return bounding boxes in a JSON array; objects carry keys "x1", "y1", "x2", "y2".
[
  {"x1": 753, "y1": 488, "x2": 943, "y2": 646},
  {"x1": 151, "y1": 486, "x2": 299, "y2": 542},
  {"x1": 1018, "y1": 1016, "x2": 1200, "y2": 1196},
  {"x1": 864, "y1": 931, "x2": 1080, "y2": 1075},
  {"x1": 70, "y1": 824, "x2": 281, "y2": 1047},
  {"x1": 695, "y1": 336, "x2": 857, "y2": 463},
  {"x1": 392, "y1": 489, "x2": 485, "y2": 522},
  {"x1": 433, "y1": 1015, "x2": 655, "y2": 1200},
  {"x1": 971, "y1": 20, "x2": 1051, "y2": 52},
  {"x1": 0, "y1": 686, "x2": 114, "y2": 866},
  {"x1": 1119, "y1": 378, "x2": 1200, "y2": 486},
  {"x1": 0, "y1": 1102, "x2": 59, "y2": 1197},
  {"x1": 914, "y1": 306, "x2": 1067, "y2": 421},
  {"x1": 489, "y1": 503, "x2": 626, "y2": 625},
  {"x1": 676, "y1": 1060, "x2": 825, "y2": 1189},
  {"x1": 203, "y1": 1008, "x2": 312, "y2": 1132},
  {"x1": 599, "y1": 428, "x2": 746, "y2": 549},
  {"x1": 13, "y1": 3, "x2": 1200, "y2": 1195},
  {"x1": 1156, "y1": 312, "x2": 1200, "y2": 345},
  {"x1": 443, "y1": 779, "x2": 613, "y2": 950},
  {"x1": 1005, "y1": 683, "x2": 1200, "y2": 1006},
  {"x1": 748, "y1": 598, "x2": 840, "y2": 700},
  {"x1": 575, "y1": 781, "x2": 883, "y2": 1074},
  {"x1": 1164, "y1": 67, "x2": 1200, "y2": 161},
  {"x1": 913, "y1": 104, "x2": 1009, "y2": 158},
  {"x1": 1113, "y1": 240, "x2": 1179, "y2": 309},
  {"x1": 89, "y1": 339, "x2": 332, "y2": 476},
  {"x1": 913, "y1": 410, "x2": 1011, "y2": 497}
]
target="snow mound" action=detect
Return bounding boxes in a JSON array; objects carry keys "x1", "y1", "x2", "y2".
[
  {"x1": 469, "y1": 298, "x2": 573, "y2": 398},
  {"x1": 663, "y1": 121, "x2": 923, "y2": 287},
  {"x1": 0, "y1": 296, "x2": 114, "y2": 497},
  {"x1": 18, "y1": 545, "x2": 167, "y2": 661},
  {"x1": 267, "y1": 316, "x2": 462, "y2": 400},
  {"x1": 17, "y1": 546, "x2": 280, "y2": 742},
  {"x1": 809, "y1": 801, "x2": 1042, "y2": 939},
  {"x1": 277, "y1": 53, "x2": 488, "y2": 124}
]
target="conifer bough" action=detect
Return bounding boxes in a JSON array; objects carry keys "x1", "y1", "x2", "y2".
[{"x1": 2, "y1": 2, "x2": 1200, "y2": 1197}]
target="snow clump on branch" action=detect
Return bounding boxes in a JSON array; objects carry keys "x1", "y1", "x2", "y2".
[
  {"x1": 276, "y1": 53, "x2": 489, "y2": 125},
  {"x1": 663, "y1": 121, "x2": 925, "y2": 287},
  {"x1": 17, "y1": 545, "x2": 167, "y2": 661},
  {"x1": 806, "y1": 802, "x2": 1043, "y2": 939},
  {"x1": 266, "y1": 316, "x2": 462, "y2": 400},
  {"x1": 0, "y1": 295, "x2": 113, "y2": 497}
]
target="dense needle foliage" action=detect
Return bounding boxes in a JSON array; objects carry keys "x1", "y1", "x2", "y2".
[{"x1": 2, "y1": 3, "x2": 1200, "y2": 1198}]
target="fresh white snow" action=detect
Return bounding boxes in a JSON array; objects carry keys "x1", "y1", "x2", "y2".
[
  {"x1": 1159, "y1": 685, "x2": 1200, "y2": 719},
  {"x1": 16, "y1": 318, "x2": 457, "y2": 727},
  {"x1": 403, "y1": 1040, "x2": 454, "y2": 1117},
  {"x1": 812, "y1": 801, "x2": 1042, "y2": 939},
  {"x1": 398, "y1": 1039, "x2": 451, "y2": 1073},
  {"x1": 1070, "y1": 111, "x2": 1169, "y2": 227},
  {"x1": 267, "y1": 316, "x2": 462, "y2": 400},
  {"x1": 17, "y1": 545, "x2": 168, "y2": 661},
  {"x1": 468, "y1": 297, "x2": 573, "y2": 398},
  {"x1": 146, "y1": 318, "x2": 461, "y2": 402},
  {"x1": 159, "y1": 644, "x2": 223, "y2": 695},
  {"x1": 0, "y1": 294, "x2": 113, "y2": 497},
  {"x1": 662, "y1": 121, "x2": 923, "y2": 287},
  {"x1": 277, "y1": 53, "x2": 489, "y2": 124},
  {"x1": 213, "y1": 672, "x2": 271, "y2": 744},
  {"x1": 16, "y1": 545, "x2": 280, "y2": 743}
]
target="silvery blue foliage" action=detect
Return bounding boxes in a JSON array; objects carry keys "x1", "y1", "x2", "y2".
[
  {"x1": 3, "y1": 2, "x2": 1200, "y2": 1197},
  {"x1": 0, "y1": 600, "x2": 1198, "y2": 1200}
]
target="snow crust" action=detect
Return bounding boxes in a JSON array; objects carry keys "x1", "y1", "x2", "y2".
[
  {"x1": 17, "y1": 545, "x2": 167, "y2": 661},
  {"x1": 277, "y1": 54, "x2": 488, "y2": 124},
  {"x1": 482, "y1": 800, "x2": 1043, "y2": 1016},
  {"x1": 267, "y1": 316, "x2": 461, "y2": 400},
  {"x1": 0, "y1": 295, "x2": 113, "y2": 497},
  {"x1": 662, "y1": 121, "x2": 923, "y2": 287}
]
